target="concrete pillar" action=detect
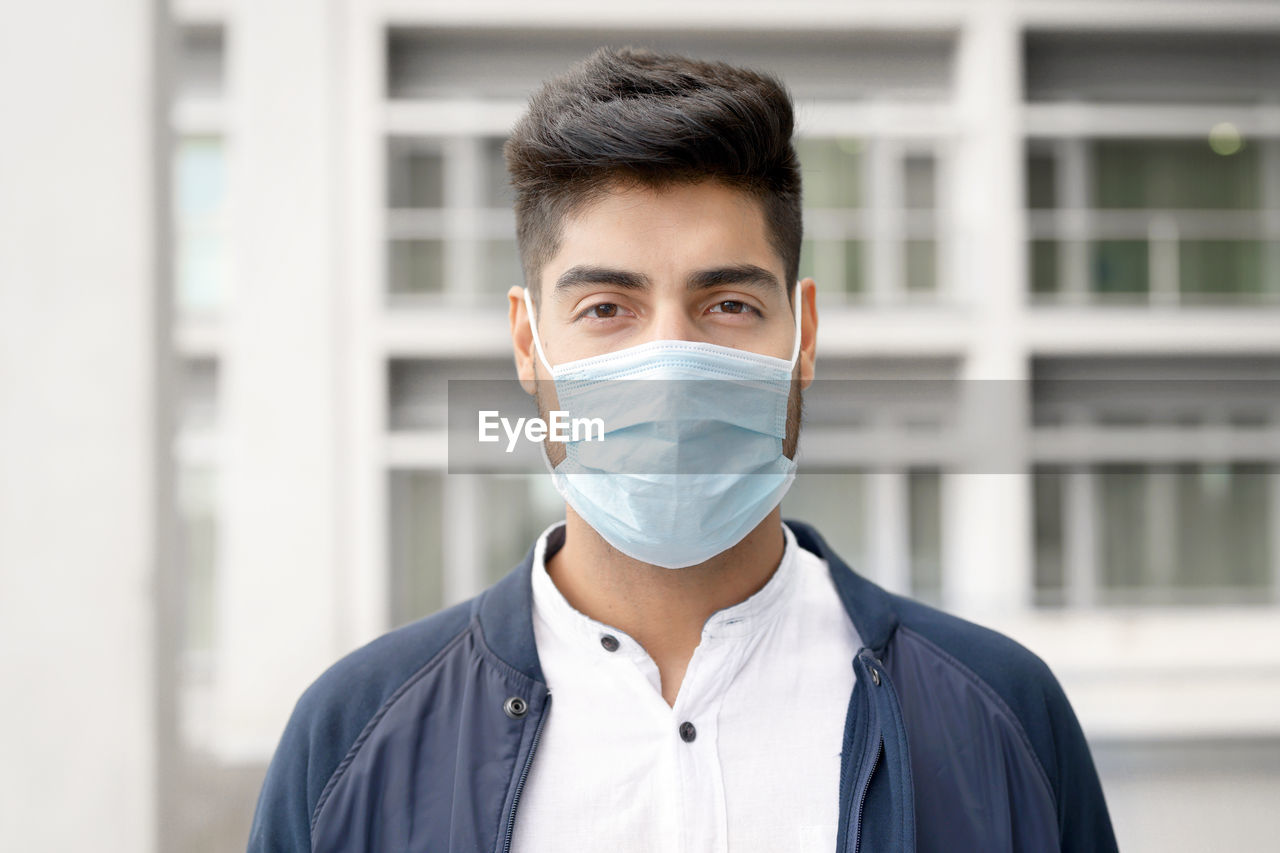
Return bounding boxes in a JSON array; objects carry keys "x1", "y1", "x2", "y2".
[
  {"x1": 943, "y1": 1, "x2": 1034, "y2": 618},
  {"x1": 0, "y1": 1, "x2": 163, "y2": 850},
  {"x1": 870, "y1": 470, "x2": 911, "y2": 595},
  {"x1": 216, "y1": 0, "x2": 342, "y2": 759}
]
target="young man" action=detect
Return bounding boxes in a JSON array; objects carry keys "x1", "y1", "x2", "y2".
[{"x1": 248, "y1": 47, "x2": 1117, "y2": 852}]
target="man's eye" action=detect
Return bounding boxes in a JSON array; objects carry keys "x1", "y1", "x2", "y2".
[
  {"x1": 710, "y1": 300, "x2": 755, "y2": 315},
  {"x1": 583, "y1": 303, "x2": 620, "y2": 319}
]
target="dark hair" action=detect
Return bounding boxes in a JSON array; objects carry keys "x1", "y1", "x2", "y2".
[{"x1": 504, "y1": 46, "x2": 803, "y2": 308}]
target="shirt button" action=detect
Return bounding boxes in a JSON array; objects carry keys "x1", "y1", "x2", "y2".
[
  {"x1": 599, "y1": 634, "x2": 620, "y2": 652},
  {"x1": 678, "y1": 721, "x2": 697, "y2": 743}
]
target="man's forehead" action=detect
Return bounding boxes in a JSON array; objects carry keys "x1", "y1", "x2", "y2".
[{"x1": 542, "y1": 179, "x2": 786, "y2": 300}]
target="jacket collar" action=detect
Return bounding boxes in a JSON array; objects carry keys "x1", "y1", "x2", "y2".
[
  {"x1": 783, "y1": 519, "x2": 901, "y2": 653},
  {"x1": 475, "y1": 519, "x2": 901, "y2": 685}
]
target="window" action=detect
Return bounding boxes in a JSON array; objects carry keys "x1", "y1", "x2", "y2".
[
  {"x1": 177, "y1": 465, "x2": 219, "y2": 659},
  {"x1": 1026, "y1": 138, "x2": 1280, "y2": 304},
  {"x1": 388, "y1": 470, "x2": 444, "y2": 626},
  {"x1": 798, "y1": 139, "x2": 945, "y2": 303},
  {"x1": 170, "y1": 21, "x2": 228, "y2": 762},
  {"x1": 783, "y1": 468, "x2": 943, "y2": 604},
  {"x1": 1023, "y1": 31, "x2": 1280, "y2": 307},
  {"x1": 174, "y1": 136, "x2": 228, "y2": 315},
  {"x1": 1034, "y1": 463, "x2": 1275, "y2": 606},
  {"x1": 1031, "y1": 357, "x2": 1280, "y2": 606},
  {"x1": 385, "y1": 136, "x2": 520, "y2": 305},
  {"x1": 388, "y1": 471, "x2": 562, "y2": 626}
]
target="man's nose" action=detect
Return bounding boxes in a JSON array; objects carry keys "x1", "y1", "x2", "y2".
[{"x1": 647, "y1": 304, "x2": 702, "y2": 344}]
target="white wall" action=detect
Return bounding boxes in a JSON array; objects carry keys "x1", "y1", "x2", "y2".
[{"x1": 0, "y1": 1, "x2": 161, "y2": 851}]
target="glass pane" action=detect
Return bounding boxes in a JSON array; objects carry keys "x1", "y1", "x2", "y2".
[
  {"x1": 479, "y1": 475, "x2": 565, "y2": 586},
  {"x1": 483, "y1": 137, "x2": 515, "y2": 207},
  {"x1": 176, "y1": 137, "x2": 225, "y2": 218},
  {"x1": 903, "y1": 155, "x2": 936, "y2": 209},
  {"x1": 179, "y1": 358, "x2": 218, "y2": 432},
  {"x1": 1179, "y1": 240, "x2": 1264, "y2": 298},
  {"x1": 481, "y1": 238, "x2": 524, "y2": 294},
  {"x1": 1033, "y1": 468, "x2": 1066, "y2": 606},
  {"x1": 177, "y1": 26, "x2": 224, "y2": 100},
  {"x1": 908, "y1": 470, "x2": 942, "y2": 605},
  {"x1": 175, "y1": 137, "x2": 227, "y2": 315},
  {"x1": 387, "y1": 358, "x2": 514, "y2": 432},
  {"x1": 1230, "y1": 409, "x2": 1272, "y2": 429},
  {"x1": 177, "y1": 465, "x2": 218, "y2": 656},
  {"x1": 1093, "y1": 139, "x2": 1261, "y2": 210},
  {"x1": 1097, "y1": 465, "x2": 1148, "y2": 592},
  {"x1": 1092, "y1": 240, "x2": 1148, "y2": 296},
  {"x1": 799, "y1": 239, "x2": 864, "y2": 296},
  {"x1": 844, "y1": 240, "x2": 866, "y2": 295},
  {"x1": 388, "y1": 471, "x2": 444, "y2": 626},
  {"x1": 1026, "y1": 151, "x2": 1057, "y2": 209},
  {"x1": 1174, "y1": 463, "x2": 1270, "y2": 591},
  {"x1": 388, "y1": 239, "x2": 445, "y2": 294},
  {"x1": 782, "y1": 473, "x2": 869, "y2": 574},
  {"x1": 796, "y1": 138, "x2": 864, "y2": 208},
  {"x1": 1095, "y1": 463, "x2": 1274, "y2": 604},
  {"x1": 904, "y1": 239, "x2": 936, "y2": 293},
  {"x1": 176, "y1": 231, "x2": 225, "y2": 315},
  {"x1": 1030, "y1": 240, "x2": 1060, "y2": 295},
  {"x1": 387, "y1": 141, "x2": 444, "y2": 208}
]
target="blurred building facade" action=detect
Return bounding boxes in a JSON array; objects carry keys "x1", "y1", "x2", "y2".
[{"x1": 156, "y1": 0, "x2": 1280, "y2": 850}]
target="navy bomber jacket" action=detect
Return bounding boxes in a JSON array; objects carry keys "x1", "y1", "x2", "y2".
[{"x1": 247, "y1": 520, "x2": 1118, "y2": 853}]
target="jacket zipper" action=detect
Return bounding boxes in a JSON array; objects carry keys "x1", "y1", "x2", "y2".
[
  {"x1": 501, "y1": 692, "x2": 551, "y2": 853},
  {"x1": 851, "y1": 737, "x2": 882, "y2": 853}
]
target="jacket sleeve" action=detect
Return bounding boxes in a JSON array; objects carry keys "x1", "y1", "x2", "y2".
[
  {"x1": 244, "y1": 599, "x2": 478, "y2": 853},
  {"x1": 1041, "y1": 672, "x2": 1119, "y2": 853},
  {"x1": 246, "y1": 692, "x2": 326, "y2": 853},
  {"x1": 245, "y1": 664, "x2": 377, "y2": 853},
  {"x1": 885, "y1": 601, "x2": 1120, "y2": 853}
]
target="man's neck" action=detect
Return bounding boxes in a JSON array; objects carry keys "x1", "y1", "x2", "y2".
[{"x1": 544, "y1": 506, "x2": 787, "y2": 707}]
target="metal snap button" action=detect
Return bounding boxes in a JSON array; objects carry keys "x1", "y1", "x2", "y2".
[
  {"x1": 869, "y1": 667, "x2": 881, "y2": 686},
  {"x1": 600, "y1": 634, "x2": 620, "y2": 652},
  {"x1": 503, "y1": 696, "x2": 528, "y2": 719},
  {"x1": 679, "y1": 721, "x2": 697, "y2": 742}
]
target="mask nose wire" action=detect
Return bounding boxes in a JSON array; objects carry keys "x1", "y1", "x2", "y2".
[{"x1": 522, "y1": 287, "x2": 556, "y2": 376}]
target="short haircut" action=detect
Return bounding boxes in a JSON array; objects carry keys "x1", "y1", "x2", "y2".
[{"x1": 504, "y1": 46, "x2": 803, "y2": 309}]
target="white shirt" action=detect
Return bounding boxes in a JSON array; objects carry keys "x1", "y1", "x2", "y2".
[{"x1": 509, "y1": 521, "x2": 863, "y2": 853}]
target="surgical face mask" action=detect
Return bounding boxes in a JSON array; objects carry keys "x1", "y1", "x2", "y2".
[{"x1": 523, "y1": 284, "x2": 802, "y2": 568}]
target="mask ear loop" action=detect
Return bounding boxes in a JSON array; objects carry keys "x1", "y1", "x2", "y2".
[
  {"x1": 522, "y1": 287, "x2": 556, "y2": 376},
  {"x1": 523, "y1": 287, "x2": 566, "y2": 473}
]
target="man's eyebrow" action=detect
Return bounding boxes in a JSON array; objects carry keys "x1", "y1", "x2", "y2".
[
  {"x1": 552, "y1": 263, "x2": 783, "y2": 296},
  {"x1": 554, "y1": 265, "x2": 651, "y2": 293},
  {"x1": 687, "y1": 264, "x2": 782, "y2": 294}
]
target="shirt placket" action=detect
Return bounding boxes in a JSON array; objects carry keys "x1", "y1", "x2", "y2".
[
  {"x1": 669, "y1": 627, "x2": 755, "y2": 853},
  {"x1": 527, "y1": 521, "x2": 803, "y2": 853}
]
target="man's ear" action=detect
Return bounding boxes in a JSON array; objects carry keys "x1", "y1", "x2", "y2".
[
  {"x1": 798, "y1": 277, "x2": 818, "y2": 389},
  {"x1": 508, "y1": 285, "x2": 538, "y2": 396}
]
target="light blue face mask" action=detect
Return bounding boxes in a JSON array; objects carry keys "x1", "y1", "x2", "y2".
[{"x1": 523, "y1": 284, "x2": 802, "y2": 568}]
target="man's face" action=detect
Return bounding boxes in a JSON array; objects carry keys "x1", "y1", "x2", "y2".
[{"x1": 508, "y1": 178, "x2": 817, "y2": 462}]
